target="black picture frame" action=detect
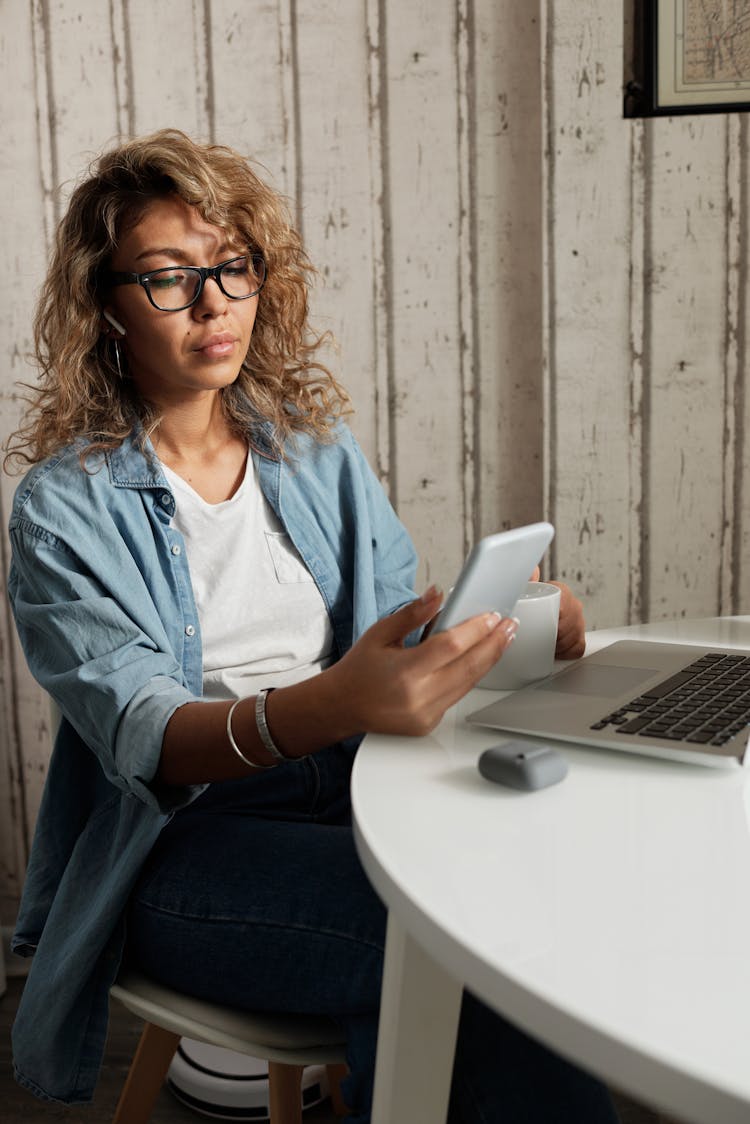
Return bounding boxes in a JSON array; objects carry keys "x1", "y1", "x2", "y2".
[{"x1": 625, "y1": 0, "x2": 750, "y2": 118}]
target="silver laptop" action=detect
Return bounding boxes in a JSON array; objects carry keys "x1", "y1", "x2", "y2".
[{"x1": 468, "y1": 639, "x2": 750, "y2": 767}]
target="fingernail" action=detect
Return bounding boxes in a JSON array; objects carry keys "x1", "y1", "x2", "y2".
[
  {"x1": 503, "y1": 618, "x2": 518, "y2": 641},
  {"x1": 420, "y1": 584, "x2": 443, "y2": 602},
  {"x1": 486, "y1": 611, "x2": 503, "y2": 631}
]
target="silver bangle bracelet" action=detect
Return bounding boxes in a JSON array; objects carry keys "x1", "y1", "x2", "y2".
[
  {"x1": 255, "y1": 687, "x2": 291, "y2": 762},
  {"x1": 226, "y1": 698, "x2": 276, "y2": 770}
]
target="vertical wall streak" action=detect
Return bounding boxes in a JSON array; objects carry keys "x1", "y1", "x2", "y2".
[
  {"x1": 375, "y1": 0, "x2": 398, "y2": 506},
  {"x1": 203, "y1": 0, "x2": 216, "y2": 142},
  {"x1": 109, "y1": 0, "x2": 134, "y2": 138},
  {"x1": 289, "y1": 0, "x2": 303, "y2": 238},
  {"x1": 640, "y1": 121, "x2": 654, "y2": 624},
  {"x1": 541, "y1": 0, "x2": 557, "y2": 575},
  {"x1": 365, "y1": 0, "x2": 392, "y2": 492},
  {"x1": 721, "y1": 114, "x2": 742, "y2": 614},
  {"x1": 276, "y1": 0, "x2": 299, "y2": 223},
  {"x1": 627, "y1": 118, "x2": 646, "y2": 624},
  {"x1": 30, "y1": 0, "x2": 58, "y2": 245},
  {"x1": 122, "y1": 0, "x2": 135, "y2": 136},
  {"x1": 192, "y1": 0, "x2": 213, "y2": 140},
  {"x1": 456, "y1": 0, "x2": 479, "y2": 555},
  {"x1": 732, "y1": 115, "x2": 748, "y2": 613},
  {"x1": 466, "y1": 1, "x2": 481, "y2": 549}
]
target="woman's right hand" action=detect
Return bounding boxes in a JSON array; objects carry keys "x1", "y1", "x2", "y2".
[
  {"x1": 160, "y1": 587, "x2": 517, "y2": 784},
  {"x1": 324, "y1": 586, "x2": 518, "y2": 738}
]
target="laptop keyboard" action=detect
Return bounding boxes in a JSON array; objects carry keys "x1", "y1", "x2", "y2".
[{"x1": 590, "y1": 652, "x2": 750, "y2": 747}]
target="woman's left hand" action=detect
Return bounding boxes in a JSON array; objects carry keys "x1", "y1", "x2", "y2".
[
  {"x1": 550, "y1": 581, "x2": 585, "y2": 658},
  {"x1": 530, "y1": 567, "x2": 585, "y2": 659}
]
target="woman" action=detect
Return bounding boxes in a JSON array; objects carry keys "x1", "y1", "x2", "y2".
[{"x1": 5, "y1": 129, "x2": 614, "y2": 1121}]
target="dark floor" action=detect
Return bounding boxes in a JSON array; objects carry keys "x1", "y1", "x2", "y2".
[{"x1": 1, "y1": 974, "x2": 678, "y2": 1123}]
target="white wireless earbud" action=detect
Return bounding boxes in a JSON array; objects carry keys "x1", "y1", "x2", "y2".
[{"x1": 103, "y1": 310, "x2": 126, "y2": 336}]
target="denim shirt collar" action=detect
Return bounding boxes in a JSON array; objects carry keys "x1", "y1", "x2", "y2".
[{"x1": 105, "y1": 416, "x2": 279, "y2": 490}]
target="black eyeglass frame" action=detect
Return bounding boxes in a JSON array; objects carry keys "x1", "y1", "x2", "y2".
[{"x1": 106, "y1": 251, "x2": 266, "y2": 312}]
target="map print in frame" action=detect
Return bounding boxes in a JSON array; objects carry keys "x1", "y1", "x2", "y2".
[{"x1": 657, "y1": 0, "x2": 750, "y2": 110}]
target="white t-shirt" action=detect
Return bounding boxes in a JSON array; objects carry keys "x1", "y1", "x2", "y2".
[{"x1": 161, "y1": 455, "x2": 335, "y2": 700}]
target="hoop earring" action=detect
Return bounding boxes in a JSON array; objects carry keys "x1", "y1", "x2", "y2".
[{"x1": 113, "y1": 338, "x2": 123, "y2": 379}]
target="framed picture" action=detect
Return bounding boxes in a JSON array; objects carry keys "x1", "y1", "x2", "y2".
[{"x1": 625, "y1": 0, "x2": 750, "y2": 117}]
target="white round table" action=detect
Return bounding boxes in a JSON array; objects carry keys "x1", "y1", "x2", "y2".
[{"x1": 352, "y1": 618, "x2": 750, "y2": 1124}]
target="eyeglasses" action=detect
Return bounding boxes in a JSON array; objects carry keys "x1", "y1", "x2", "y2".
[{"x1": 107, "y1": 252, "x2": 266, "y2": 312}]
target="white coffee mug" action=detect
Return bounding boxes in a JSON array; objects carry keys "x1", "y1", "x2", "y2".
[{"x1": 479, "y1": 581, "x2": 561, "y2": 691}]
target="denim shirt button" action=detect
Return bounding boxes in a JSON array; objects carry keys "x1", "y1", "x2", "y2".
[
  {"x1": 171, "y1": 544, "x2": 181, "y2": 556},
  {"x1": 185, "y1": 624, "x2": 196, "y2": 637}
]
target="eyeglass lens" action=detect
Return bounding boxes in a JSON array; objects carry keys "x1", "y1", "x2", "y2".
[{"x1": 146, "y1": 254, "x2": 265, "y2": 310}]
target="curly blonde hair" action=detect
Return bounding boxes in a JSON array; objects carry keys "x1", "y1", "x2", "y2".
[{"x1": 5, "y1": 128, "x2": 350, "y2": 469}]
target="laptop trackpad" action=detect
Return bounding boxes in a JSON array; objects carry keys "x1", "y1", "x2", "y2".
[{"x1": 536, "y1": 663, "x2": 659, "y2": 698}]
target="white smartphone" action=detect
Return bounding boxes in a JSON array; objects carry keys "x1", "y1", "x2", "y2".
[{"x1": 430, "y1": 522, "x2": 555, "y2": 633}]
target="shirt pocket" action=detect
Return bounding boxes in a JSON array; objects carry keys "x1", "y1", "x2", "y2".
[{"x1": 264, "y1": 532, "x2": 314, "y2": 584}]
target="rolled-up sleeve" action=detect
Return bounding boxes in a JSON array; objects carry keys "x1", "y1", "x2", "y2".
[{"x1": 9, "y1": 520, "x2": 201, "y2": 812}]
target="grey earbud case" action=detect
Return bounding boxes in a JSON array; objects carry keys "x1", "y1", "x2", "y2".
[{"x1": 478, "y1": 741, "x2": 568, "y2": 791}]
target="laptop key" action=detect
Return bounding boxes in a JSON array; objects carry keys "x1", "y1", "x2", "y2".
[
  {"x1": 616, "y1": 716, "x2": 651, "y2": 734},
  {"x1": 641, "y1": 671, "x2": 701, "y2": 699}
]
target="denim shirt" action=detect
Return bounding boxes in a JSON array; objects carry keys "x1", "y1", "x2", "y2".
[{"x1": 8, "y1": 421, "x2": 417, "y2": 1104}]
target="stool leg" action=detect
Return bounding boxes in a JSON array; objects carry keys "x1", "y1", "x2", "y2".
[
  {"x1": 268, "y1": 1061, "x2": 304, "y2": 1124},
  {"x1": 327, "y1": 1063, "x2": 350, "y2": 1116},
  {"x1": 112, "y1": 1022, "x2": 181, "y2": 1124}
]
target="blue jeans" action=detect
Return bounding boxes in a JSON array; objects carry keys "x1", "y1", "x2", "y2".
[{"x1": 127, "y1": 742, "x2": 619, "y2": 1123}]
